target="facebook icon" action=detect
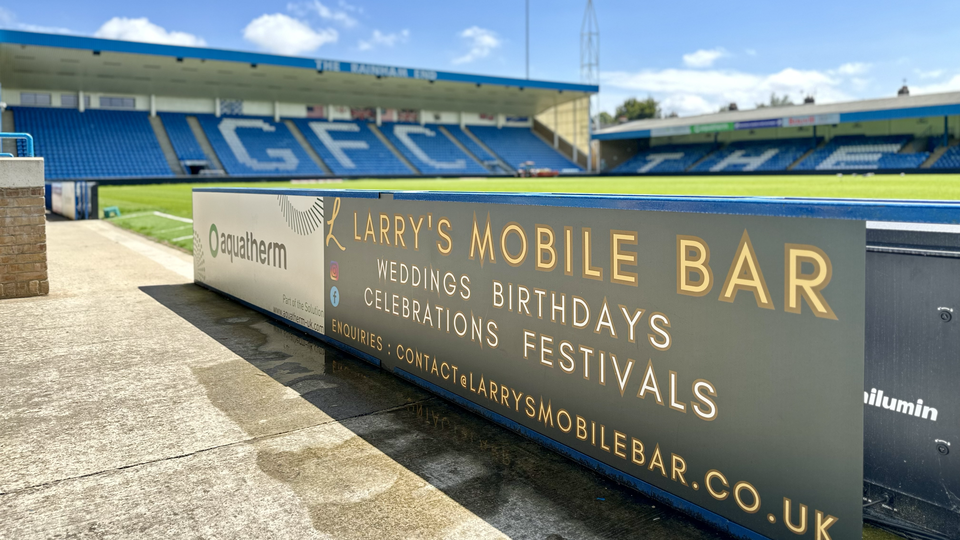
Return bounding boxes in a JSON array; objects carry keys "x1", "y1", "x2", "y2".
[{"x1": 330, "y1": 286, "x2": 340, "y2": 307}]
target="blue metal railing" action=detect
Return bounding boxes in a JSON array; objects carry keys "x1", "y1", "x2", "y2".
[{"x1": 0, "y1": 132, "x2": 35, "y2": 157}]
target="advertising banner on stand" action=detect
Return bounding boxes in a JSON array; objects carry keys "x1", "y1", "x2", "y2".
[{"x1": 194, "y1": 189, "x2": 866, "y2": 540}]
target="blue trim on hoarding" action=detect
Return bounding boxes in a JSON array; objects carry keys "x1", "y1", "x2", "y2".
[
  {"x1": 391, "y1": 368, "x2": 768, "y2": 540},
  {"x1": 192, "y1": 188, "x2": 960, "y2": 224},
  {"x1": 193, "y1": 280, "x2": 381, "y2": 368},
  {"x1": 0, "y1": 30, "x2": 597, "y2": 93}
]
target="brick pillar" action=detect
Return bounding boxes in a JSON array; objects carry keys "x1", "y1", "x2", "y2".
[{"x1": 0, "y1": 158, "x2": 48, "y2": 299}]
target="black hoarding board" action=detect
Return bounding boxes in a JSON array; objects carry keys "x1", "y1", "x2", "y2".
[{"x1": 321, "y1": 195, "x2": 865, "y2": 540}]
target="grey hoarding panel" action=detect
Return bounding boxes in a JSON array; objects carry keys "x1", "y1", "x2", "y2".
[
  {"x1": 194, "y1": 190, "x2": 866, "y2": 540},
  {"x1": 863, "y1": 228, "x2": 960, "y2": 534}
]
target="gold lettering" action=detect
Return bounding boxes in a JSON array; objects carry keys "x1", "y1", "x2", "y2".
[
  {"x1": 436, "y1": 217, "x2": 452, "y2": 255},
  {"x1": 470, "y1": 212, "x2": 495, "y2": 265},
  {"x1": 671, "y1": 454, "x2": 688, "y2": 485},
  {"x1": 816, "y1": 510, "x2": 838, "y2": 540},
  {"x1": 394, "y1": 214, "x2": 406, "y2": 248},
  {"x1": 648, "y1": 444, "x2": 667, "y2": 477},
  {"x1": 536, "y1": 224, "x2": 557, "y2": 271},
  {"x1": 677, "y1": 235, "x2": 713, "y2": 296},
  {"x1": 610, "y1": 230, "x2": 638, "y2": 286},
  {"x1": 705, "y1": 470, "x2": 729, "y2": 500},
  {"x1": 734, "y1": 481, "x2": 760, "y2": 513},
  {"x1": 379, "y1": 213, "x2": 390, "y2": 245},
  {"x1": 408, "y1": 215, "x2": 424, "y2": 250},
  {"x1": 501, "y1": 222, "x2": 527, "y2": 267},
  {"x1": 719, "y1": 230, "x2": 773, "y2": 309},
  {"x1": 783, "y1": 498, "x2": 808, "y2": 534},
  {"x1": 582, "y1": 228, "x2": 602, "y2": 280},
  {"x1": 631, "y1": 438, "x2": 645, "y2": 465},
  {"x1": 785, "y1": 244, "x2": 836, "y2": 319},
  {"x1": 364, "y1": 212, "x2": 375, "y2": 243},
  {"x1": 614, "y1": 431, "x2": 626, "y2": 458}
]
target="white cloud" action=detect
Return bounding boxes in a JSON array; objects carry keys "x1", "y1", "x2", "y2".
[
  {"x1": 452, "y1": 26, "x2": 501, "y2": 65},
  {"x1": 338, "y1": 0, "x2": 362, "y2": 13},
  {"x1": 287, "y1": 0, "x2": 357, "y2": 27},
  {"x1": 602, "y1": 66, "x2": 852, "y2": 117},
  {"x1": 94, "y1": 17, "x2": 206, "y2": 46},
  {"x1": 682, "y1": 48, "x2": 726, "y2": 68},
  {"x1": 916, "y1": 69, "x2": 945, "y2": 80},
  {"x1": 0, "y1": 7, "x2": 75, "y2": 35},
  {"x1": 243, "y1": 13, "x2": 337, "y2": 55},
  {"x1": 745, "y1": 48, "x2": 757, "y2": 56},
  {"x1": 358, "y1": 29, "x2": 409, "y2": 51},
  {"x1": 911, "y1": 74, "x2": 960, "y2": 95},
  {"x1": 834, "y1": 62, "x2": 870, "y2": 76}
]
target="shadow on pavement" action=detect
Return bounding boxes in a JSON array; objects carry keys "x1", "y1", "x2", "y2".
[{"x1": 141, "y1": 282, "x2": 731, "y2": 540}]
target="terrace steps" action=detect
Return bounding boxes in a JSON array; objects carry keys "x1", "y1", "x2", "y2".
[
  {"x1": 186, "y1": 116, "x2": 225, "y2": 173},
  {"x1": 368, "y1": 123, "x2": 420, "y2": 175},
  {"x1": 284, "y1": 120, "x2": 332, "y2": 175},
  {"x1": 148, "y1": 116, "x2": 185, "y2": 175}
]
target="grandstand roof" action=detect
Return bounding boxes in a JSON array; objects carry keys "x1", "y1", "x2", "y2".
[
  {"x1": 0, "y1": 30, "x2": 597, "y2": 116},
  {"x1": 594, "y1": 91, "x2": 960, "y2": 141}
]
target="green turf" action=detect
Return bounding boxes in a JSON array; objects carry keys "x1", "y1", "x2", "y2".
[{"x1": 98, "y1": 174, "x2": 960, "y2": 252}]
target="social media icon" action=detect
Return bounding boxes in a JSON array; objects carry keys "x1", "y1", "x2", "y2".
[
  {"x1": 330, "y1": 286, "x2": 340, "y2": 307},
  {"x1": 330, "y1": 261, "x2": 339, "y2": 281}
]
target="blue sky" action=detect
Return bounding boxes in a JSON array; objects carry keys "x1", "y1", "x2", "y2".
[{"x1": 3, "y1": 0, "x2": 959, "y2": 117}]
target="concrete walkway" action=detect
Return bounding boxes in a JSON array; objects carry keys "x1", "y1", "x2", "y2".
[{"x1": 0, "y1": 219, "x2": 822, "y2": 539}]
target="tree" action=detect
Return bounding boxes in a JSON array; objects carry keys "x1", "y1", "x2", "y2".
[
  {"x1": 597, "y1": 111, "x2": 614, "y2": 126},
  {"x1": 756, "y1": 93, "x2": 794, "y2": 108},
  {"x1": 615, "y1": 97, "x2": 661, "y2": 121}
]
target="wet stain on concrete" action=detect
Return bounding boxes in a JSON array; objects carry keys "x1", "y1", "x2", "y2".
[{"x1": 144, "y1": 284, "x2": 902, "y2": 540}]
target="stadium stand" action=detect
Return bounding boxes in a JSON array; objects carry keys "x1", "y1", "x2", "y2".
[
  {"x1": 380, "y1": 123, "x2": 487, "y2": 174},
  {"x1": 612, "y1": 143, "x2": 715, "y2": 173},
  {"x1": 196, "y1": 115, "x2": 324, "y2": 176},
  {"x1": 444, "y1": 125, "x2": 499, "y2": 168},
  {"x1": 691, "y1": 138, "x2": 819, "y2": 172},
  {"x1": 12, "y1": 107, "x2": 173, "y2": 179},
  {"x1": 468, "y1": 126, "x2": 582, "y2": 171},
  {"x1": 930, "y1": 145, "x2": 960, "y2": 168},
  {"x1": 291, "y1": 119, "x2": 412, "y2": 176},
  {"x1": 794, "y1": 135, "x2": 928, "y2": 171},
  {"x1": 158, "y1": 113, "x2": 207, "y2": 163}
]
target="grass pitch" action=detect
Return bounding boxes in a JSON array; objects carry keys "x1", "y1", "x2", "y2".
[{"x1": 98, "y1": 174, "x2": 960, "y2": 251}]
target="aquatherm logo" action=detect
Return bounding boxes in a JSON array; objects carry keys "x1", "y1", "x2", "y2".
[
  {"x1": 209, "y1": 224, "x2": 219, "y2": 258},
  {"x1": 208, "y1": 222, "x2": 287, "y2": 269}
]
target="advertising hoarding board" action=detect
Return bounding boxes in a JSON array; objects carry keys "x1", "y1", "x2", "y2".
[{"x1": 193, "y1": 189, "x2": 866, "y2": 540}]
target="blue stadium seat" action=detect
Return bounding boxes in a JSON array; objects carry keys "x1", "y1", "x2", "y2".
[
  {"x1": 794, "y1": 135, "x2": 928, "y2": 170},
  {"x1": 612, "y1": 144, "x2": 715, "y2": 173},
  {"x1": 445, "y1": 125, "x2": 497, "y2": 164},
  {"x1": 12, "y1": 107, "x2": 173, "y2": 179},
  {"x1": 291, "y1": 119, "x2": 412, "y2": 176},
  {"x1": 691, "y1": 138, "x2": 818, "y2": 172},
  {"x1": 380, "y1": 123, "x2": 487, "y2": 174},
  {"x1": 196, "y1": 115, "x2": 324, "y2": 176},
  {"x1": 931, "y1": 145, "x2": 960, "y2": 168},
  {"x1": 158, "y1": 113, "x2": 207, "y2": 162},
  {"x1": 468, "y1": 126, "x2": 581, "y2": 171}
]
